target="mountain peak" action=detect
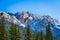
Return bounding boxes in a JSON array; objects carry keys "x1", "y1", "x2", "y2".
[{"x1": 0, "y1": 11, "x2": 60, "y2": 37}]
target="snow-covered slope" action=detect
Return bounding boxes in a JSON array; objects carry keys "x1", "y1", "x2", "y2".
[
  {"x1": 0, "y1": 11, "x2": 25, "y2": 27},
  {"x1": 14, "y1": 12, "x2": 60, "y2": 37}
]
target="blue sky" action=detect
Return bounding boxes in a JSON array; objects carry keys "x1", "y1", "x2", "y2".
[{"x1": 0, "y1": 0, "x2": 60, "y2": 22}]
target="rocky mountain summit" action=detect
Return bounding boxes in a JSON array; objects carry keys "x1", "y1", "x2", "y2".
[{"x1": 0, "y1": 11, "x2": 60, "y2": 37}]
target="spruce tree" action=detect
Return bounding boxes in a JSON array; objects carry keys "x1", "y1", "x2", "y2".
[
  {"x1": 0, "y1": 17, "x2": 8, "y2": 40},
  {"x1": 25, "y1": 25, "x2": 33, "y2": 40},
  {"x1": 35, "y1": 32, "x2": 39, "y2": 40},
  {"x1": 9, "y1": 23, "x2": 21, "y2": 40},
  {"x1": 40, "y1": 31, "x2": 45, "y2": 40},
  {"x1": 16, "y1": 27, "x2": 21, "y2": 40},
  {"x1": 45, "y1": 24, "x2": 53, "y2": 40},
  {"x1": 35, "y1": 32, "x2": 45, "y2": 40}
]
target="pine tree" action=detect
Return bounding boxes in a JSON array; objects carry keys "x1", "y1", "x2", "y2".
[
  {"x1": 16, "y1": 27, "x2": 21, "y2": 40},
  {"x1": 0, "y1": 17, "x2": 8, "y2": 40},
  {"x1": 9, "y1": 23, "x2": 21, "y2": 40},
  {"x1": 35, "y1": 31, "x2": 45, "y2": 40},
  {"x1": 40, "y1": 31, "x2": 45, "y2": 40},
  {"x1": 35, "y1": 32, "x2": 39, "y2": 40},
  {"x1": 45, "y1": 24, "x2": 53, "y2": 40},
  {"x1": 25, "y1": 25, "x2": 33, "y2": 40},
  {"x1": 32, "y1": 33, "x2": 35, "y2": 40}
]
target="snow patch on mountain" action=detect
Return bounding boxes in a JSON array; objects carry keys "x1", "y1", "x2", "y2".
[
  {"x1": 55, "y1": 26, "x2": 60, "y2": 29},
  {"x1": 0, "y1": 11, "x2": 25, "y2": 27}
]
